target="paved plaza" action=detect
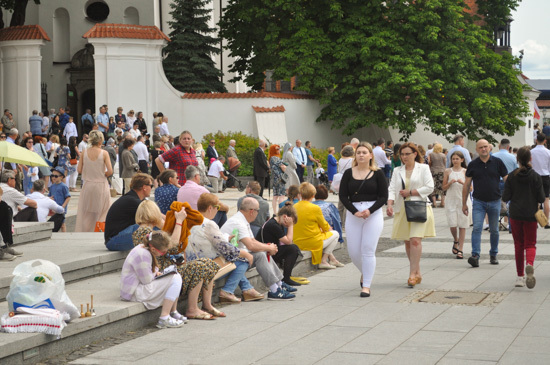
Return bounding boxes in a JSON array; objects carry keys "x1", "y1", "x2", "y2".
[{"x1": 58, "y1": 189, "x2": 550, "y2": 365}]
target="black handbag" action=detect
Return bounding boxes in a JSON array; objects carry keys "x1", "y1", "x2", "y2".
[{"x1": 401, "y1": 177, "x2": 427, "y2": 223}]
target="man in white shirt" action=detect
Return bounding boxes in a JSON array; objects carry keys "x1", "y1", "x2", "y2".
[
  {"x1": 0, "y1": 169, "x2": 37, "y2": 224},
  {"x1": 63, "y1": 117, "x2": 78, "y2": 140},
  {"x1": 133, "y1": 135, "x2": 150, "y2": 174},
  {"x1": 129, "y1": 123, "x2": 141, "y2": 139},
  {"x1": 26, "y1": 180, "x2": 65, "y2": 232},
  {"x1": 531, "y1": 133, "x2": 550, "y2": 225},
  {"x1": 207, "y1": 156, "x2": 228, "y2": 193},
  {"x1": 78, "y1": 134, "x2": 89, "y2": 153},
  {"x1": 293, "y1": 139, "x2": 307, "y2": 182},
  {"x1": 373, "y1": 138, "x2": 391, "y2": 171},
  {"x1": 158, "y1": 116, "x2": 170, "y2": 136},
  {"x1": 221, "y1": 197, "x2": 296, "y2": 301},
  {"x1": 40, "y1": 111, "x2": 49, "y2": 136}
]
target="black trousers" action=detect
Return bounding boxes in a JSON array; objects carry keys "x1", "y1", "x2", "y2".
[
  {"x1": 254, "y1": 175, "x2": 269, "y2": 198},
  {"x1": 13, "y1": 207, "x2": 38, "y2": 222},
  {"x1": 0, "y1": 201, "x2": 14, "y2": 245},
  {"x1": 138, "y1": 160, "x2": 149, "y2": 174},
  {"x1": 48, "y1": 213, "x2": 65, "y2": 232},
  {"x1": 212, "y1": 210, "x2": 228, "y2": 228},
  {"x1": 272, "y1": 244, "x2": 301, "y2": 281},
  {"x1": 296, "y1": 164, "x2": 305, "y2": 183}
]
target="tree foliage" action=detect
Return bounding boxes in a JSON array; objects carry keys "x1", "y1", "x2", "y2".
[
  {"x1": 163, "y1": 0, "x2": 226, "y2": 93},
  {"x1": 0, "y1": 0, "x2": 40, "y2": 28},
  {"x1": 220, "y1": 0, "x2": 528, "y2": 141}
]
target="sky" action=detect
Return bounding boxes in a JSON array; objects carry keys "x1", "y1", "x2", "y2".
[{"x1": 511, "y1": 0, "x2": 550, "y2": 79}]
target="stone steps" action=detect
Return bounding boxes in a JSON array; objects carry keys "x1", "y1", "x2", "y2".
[
  {"x1": 12, "y1": 222, "x2": 54, "y2": 245},
  {"x1": 0, "y1": 230, "x2": 334, "y2": 364}
]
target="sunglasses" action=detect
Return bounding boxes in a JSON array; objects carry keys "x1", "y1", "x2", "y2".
[
  {"x1": 51, "y1": 174, "x2": 62, "y2": 178},
  {"x1": 213, "y1": 205, "x2": 220, "y2": 211}
]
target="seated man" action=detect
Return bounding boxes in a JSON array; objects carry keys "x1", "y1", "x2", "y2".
[
  {"x1": 0, "y1": 186, "x2": 22, "y2": 260},
  {"x1": 104, "y1": 173, "x2": 154, "y2": 251},
  {"x1": 0, "y1": 169, "x2": 37, "y2": 223},
  {"x1": 221, "y1": 197, "x2": 296, "y2": 300},
  {"x1": 177, "y1": 165, "x2": 228, "y2": 227},
  {"x1": 236, "y1": 181, "x2": 270, "y2": 236},
  {"x1": 26, "y1": 180, "x2": 65, "y2": 232}
]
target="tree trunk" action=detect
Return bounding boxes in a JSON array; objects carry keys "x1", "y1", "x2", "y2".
[{"x1": 10, "y1": 0, "x2": 28, "y2": 27}]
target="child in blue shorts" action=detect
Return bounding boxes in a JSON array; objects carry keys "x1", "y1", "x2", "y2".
[{"x1": 49, "y1": 166, "x2": 71, "y2": 232}]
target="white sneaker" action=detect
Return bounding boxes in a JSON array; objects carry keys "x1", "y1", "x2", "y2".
[
  {"x1": 156, "y1": 316, "x2": 185, "y2": 329},
  {"x1": 515, "y1": 276, "x2": 525, "y2": 287},
  {"x1": 170, "y1": 311, "x2": 188, "y2": 323},
  {"x1": 0, "y1": 249, "x2": 16, "y2": 261}
]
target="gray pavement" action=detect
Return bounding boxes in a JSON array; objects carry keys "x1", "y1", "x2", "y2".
[{"x1": 62, "y1": 191, "x2": 550, "y2": 364}]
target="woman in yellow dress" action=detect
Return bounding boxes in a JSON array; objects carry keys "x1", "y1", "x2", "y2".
[
  {"x1": 293, "y1": 182, "x2": 342, "y2": 269},
  {"x1": 387, "y1": 142, "x2": 435, "y2": 287}
]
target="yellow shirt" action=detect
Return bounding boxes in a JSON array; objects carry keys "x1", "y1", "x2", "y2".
[{"x1": 293, "y1": 200, "x2": 333, "y2": 265}]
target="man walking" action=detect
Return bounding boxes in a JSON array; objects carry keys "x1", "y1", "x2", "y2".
[
  {"x1": 531, "y1": 133, "x2": 550, "y2": 227},
  {"x1": 253, "y1": 140, "x2": 269, "y2": 198},
  {"x1": 447, "y1": 134, "x2": 472, "y2": 167},
  {"x1": 304, "y1": 141, "x2": 319, "y2": 184},
  {"x1": 462, "y1": 139, "x2": 508, "y2": 267},
  {"x1": 293, "y1": 139, "x2": 307, "y2": 183}
]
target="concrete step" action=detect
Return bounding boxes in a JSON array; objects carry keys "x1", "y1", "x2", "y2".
[
  {"x1": 12, "y1": 222, "x2": 54, "y2": 245},
  {"x1": 0, "y1": 233, "x2": 341, "y2": 364}
]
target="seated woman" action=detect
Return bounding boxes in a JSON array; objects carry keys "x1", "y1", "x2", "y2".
[
  {"x1": 186, "y1": 193, "x2": 256, "y2": 305},
  {"x1": 312, "y1": 185, "x2": 344, "y2": 243},
  {"x1": 294, "y1": 182, "x2": 342, "y2": 269},
  {"x1": 278, "y1": 185, "x2": 300, "y2": 208},
  {"x1": 131, "y1": 200, "x2": 220, "y2": 320},
  {"x1": 121, "y1": 230, "x2": 185, "y2": 329},
  {"x1": 155, "y1": 169, "x2": 180, "y2": 214},
  {"x1": 256, "y1": 202, "x2": 303, "y2": 286}
]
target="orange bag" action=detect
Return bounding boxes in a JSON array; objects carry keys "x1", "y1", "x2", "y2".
[{"x1": 94, "y1": 222, "x2": 105, "y2": 232}]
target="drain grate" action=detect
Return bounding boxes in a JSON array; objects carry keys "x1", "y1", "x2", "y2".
[{"x1": 400, "y1": 289, "x2": 506, "y2": 307}]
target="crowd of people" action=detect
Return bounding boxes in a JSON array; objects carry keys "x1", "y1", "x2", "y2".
[{"x1": 1, "y1": 104, "x2": 548, "y2": 328}]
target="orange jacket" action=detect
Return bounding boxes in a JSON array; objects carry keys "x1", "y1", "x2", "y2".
[{"x1": 163, "y1": 201, "x2": 204, "y2": 253}]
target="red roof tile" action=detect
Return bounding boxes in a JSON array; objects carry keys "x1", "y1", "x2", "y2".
[
  {"x1": 536, "y1": 100, "x2": 550, "y2": 108},
  {"x1": 83, "y1": 24, "x2": 170, "y2": 41},
  {"x1": 182, "y1": 92, "x2": 314, "y2": 100},
  {"x1": 0, "y1": 25, "x2": 50, "y2": 42},
  {"x1": 252, "y1": 105, "x2": 286, "y2": 113}
]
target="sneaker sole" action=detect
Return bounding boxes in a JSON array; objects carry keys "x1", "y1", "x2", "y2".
[
  {"x1": 267, "y1": 297, "x2": 295, "y2": 301},
  {"x1": 0, "y1": 256, "x2": 16, "y2": 261},
  {"x1": 468, "y1": 257, "x2": 479, "y2": 268},
  {"x1": 526, "y1": 266, "x2": 536, "y2": 289},
  {"x1": 156, "y1": 323, "x2": 185, "y2": 329}
]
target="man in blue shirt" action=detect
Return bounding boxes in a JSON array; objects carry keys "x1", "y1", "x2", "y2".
[
  {"x1": 96, "y1": 106, "x2": 109, "y2": 140},
  {"x1": 446, "y1": 134, "x2": 472, "y2": 167},
  {"x1": 293, "y1": 139, "x2": 307, "y2": 183},
  {"x1": 462, "y1": 139, "x2": 508, "y2": 268},
  {"x1": 28, "y1": 110, "x2": 43, "y2": 136},
  {"x1": 81, "y1": 108, "x2": 94, "y2": 136},
  {"x1": 492, "y1": 138, "x2": 518, "y2": 233},
  {"x1": 542, "y1": 122, "x2": 550, "y2": 137},
  {"x1": 58, "y1": 107, "x2": 70, "y2": 131},
  {"x1": 304, "y1": 141, "x2": 319, "y2": 184}
]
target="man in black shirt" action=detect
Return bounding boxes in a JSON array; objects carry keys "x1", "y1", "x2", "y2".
[
  {"x1": 462, "y1": 139, "x2": 508, "y2": 267},
  {"x1": 105, "y1": 173, "x2": 153, "y2": 251}
]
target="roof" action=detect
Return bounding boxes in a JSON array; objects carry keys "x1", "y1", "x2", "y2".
[
  {"x1": 252, "y1": 105, "x2": 286, "y2": 113},
  {"x1": 83, "y1": 24, "x2": 170, "y2": 41},
  {"x1": 526, "y1": 79, "x2": 550, "y2": 91},
  {"x1": 536, "y1": 100, "x2": 550, "y2": 108},
  {"x1": 0, "y1": 25, "x2": 50, "y2": 42},
  {"x1": 182, "y1": 92, "x2": 314, "y2": 100}
]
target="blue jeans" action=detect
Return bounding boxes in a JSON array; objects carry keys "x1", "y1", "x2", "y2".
[
  {"x1": 471, "y1": 199, "x2": 501, "y2": 257},
  {"x1": 221, "y1": 260, "x2": 253, "y2": 294},
  {"x1": 105, "y1": 224, "x2": 139, "y2": 251}
]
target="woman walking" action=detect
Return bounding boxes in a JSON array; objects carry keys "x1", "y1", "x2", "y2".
[
  {"x1": 269, "y1": 144, "x2": 287, "y2": 214},
  {"x1": 387, "y1": 143, "x2": 435, "y2": 287},
  {"x1": 443, "y1": 151, "x2": 471, "y2": 259},
  {"x1": 75, "y1": 131, "x2": 112, "y2": 232},
  {"x1": 503, "y1": 146, "x2": 545, "y2": 289},
  {"x1": 339, "y1": 142, "x2": 388, "y2": 297},
  {"x1": 428, "y1": 143, "x2": 446, "y2": 207},
  {"x1": 68, "y1": 136, "x2": 80, "y2": 192},
  {"x1": 282, "y1": 142, "x2": 300, "y2": 188}
]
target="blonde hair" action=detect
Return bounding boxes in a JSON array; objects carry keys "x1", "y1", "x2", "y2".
[
  {"x1": 135, "y1": 200, "x2": 163, "y2": 227},
  {"x1": 299, "y1": 182, "x2": 317, "y2": 200},
  {"x1": 88, "y1": 130, "x2": 104, "y2": 146},
  {"x1": 193, "y1": 142, "x2": 203, "y2": 151},
  {"x1": 50, "y1": 134, "x2": 59, "y2": 143},
  {"x1": 352, "y1": 142, "x2": 378, "y2": 170},
  {"x1": 433, "y1": 143, "x2": 443, "y2": 154}
]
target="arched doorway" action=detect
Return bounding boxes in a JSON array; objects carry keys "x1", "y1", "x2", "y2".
[
  {"x1": 81, "y1": 89, "x2": 95, "y2": 119},
  {"x1": 68, "y1": 44, "x2": 95, "y2": 136}
]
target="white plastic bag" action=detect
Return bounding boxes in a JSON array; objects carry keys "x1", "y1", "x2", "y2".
[{"x1": 6, "y1": 260, "x2": 80, "y2": 321}]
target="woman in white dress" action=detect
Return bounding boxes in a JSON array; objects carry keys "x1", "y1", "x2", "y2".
[
  {"x1": 283, "y1": 142, "x2": 300, "y2": 188},
  {"x1": 442, "y1": 150, "x2": 472, "y2": 259}
]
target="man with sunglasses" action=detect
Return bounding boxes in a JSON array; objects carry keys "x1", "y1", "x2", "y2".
[{"x1": 206, "y1": 139, "x2": 218, "y2": 166}]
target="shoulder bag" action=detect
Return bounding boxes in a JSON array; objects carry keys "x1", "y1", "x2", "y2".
[{"x1": 401, "y1": 177, "x2": 427, "y2": 223}]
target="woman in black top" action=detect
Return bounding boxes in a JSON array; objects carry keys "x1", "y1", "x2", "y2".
[
  {"x1": 339, "y1": 142, "x2": 388, "y2": 297},
  {"x1": 503, "y1": 146, "x2": 545, "y2": 289},
  {"x1": 256, "y1": 203, "x2": 303, "y2": 286}
]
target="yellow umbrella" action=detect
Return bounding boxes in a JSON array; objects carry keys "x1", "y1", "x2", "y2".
[{"x1": 0, "y1": 141, "x2": 49, "y2": 167}]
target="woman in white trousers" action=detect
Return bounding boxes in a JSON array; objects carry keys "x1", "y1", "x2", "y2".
[{"x1": 339, "y1": 142, "x2": 388, "y2": 297}]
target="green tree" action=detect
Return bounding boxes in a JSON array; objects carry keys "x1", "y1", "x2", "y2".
[
  {"x1": 0, "y1": 0, "x2": 41, "y2": 28},
  {"x1": 163, "y1": 0, "x2": 226, "y2": 93},
  {"x1": 220, "y1": 0, "x2": 528, "y2": 141}
]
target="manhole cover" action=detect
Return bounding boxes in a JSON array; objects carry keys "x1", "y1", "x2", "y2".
[
  {"x1": 399, "y1": 289, "x2": 506, "y2": 307},
  {"x1": 420, "y1": 291, "x2": 488, "y2": 305}
]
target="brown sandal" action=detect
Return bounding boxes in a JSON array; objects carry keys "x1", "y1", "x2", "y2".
[{"x1": 203, "y1": 307, "x2": 226, "y2": 318}]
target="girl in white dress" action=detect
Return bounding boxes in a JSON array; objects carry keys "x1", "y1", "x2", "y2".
[{"x1": 443, "y1": 150, "x2": 472, "y2": 259}]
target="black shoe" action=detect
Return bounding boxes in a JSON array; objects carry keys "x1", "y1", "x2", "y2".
[
  {"x1": 490, "y1": 255, "x2": 499, "y2": 265},
  {"x1": 545, "y1": 225, "x2": 550, "y2": 229},
  {"x1": 468, "y1": 255, "x2": 479, "y2": 268},
  {"x1": 360, "y1": 291, "x2": 370, "y2": 298},
  {"x1": 283, "y1": 279, "x2": 302, "y2": 287}
]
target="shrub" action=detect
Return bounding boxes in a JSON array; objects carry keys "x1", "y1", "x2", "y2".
[{"x1": 200, "y1": 131, "x2": 260, "y2": 176}]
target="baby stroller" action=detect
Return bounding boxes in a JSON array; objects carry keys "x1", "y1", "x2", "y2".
[
  {"x1": 222, "y1": 170, "x2": 246, "y2": 192},
  {"x1": 317, "y1": 170, "x2": 331, "y2": 192}
]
